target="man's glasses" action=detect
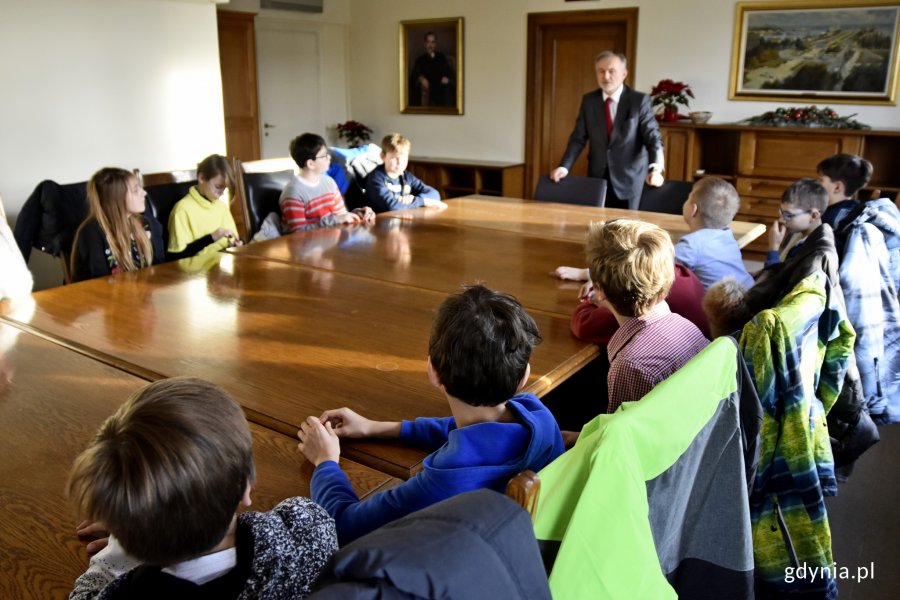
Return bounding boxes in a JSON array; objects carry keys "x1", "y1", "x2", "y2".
[{"x1": 779, "y1": 208, "x2": 810, "y2": 220}]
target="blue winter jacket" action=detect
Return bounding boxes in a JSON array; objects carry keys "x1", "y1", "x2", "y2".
[{"x1": 311, "y1": 393, "x2": 564, "y2": 545}]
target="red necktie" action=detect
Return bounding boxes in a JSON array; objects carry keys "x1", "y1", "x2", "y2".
[{"x1": 605, "y1": 97, "x2": 614, "y2": 139}]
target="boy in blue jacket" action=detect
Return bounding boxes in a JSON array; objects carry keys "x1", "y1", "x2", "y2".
[{"x1": 297, "y1": 284, "x2": 565, "y2": 544}]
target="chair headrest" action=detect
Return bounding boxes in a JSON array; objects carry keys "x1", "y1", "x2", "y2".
[{"x1": 243, "y1": 170, "x2": 295, "y2": 236}]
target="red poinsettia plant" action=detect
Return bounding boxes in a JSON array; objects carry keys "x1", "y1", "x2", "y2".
[
  {"x1": 650, "y1": 79, "x2": 694, "y2": 121},
  {"x1": 336, "y1": 120, "x2": 373, "y2": 148}
]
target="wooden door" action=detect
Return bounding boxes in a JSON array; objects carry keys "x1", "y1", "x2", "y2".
[
  {"x1": 525, "y1": 9, "x2": 638, "y2": 197},
  {"x1": 217, "y1": 11, "x2": 261, "y2": 162}
]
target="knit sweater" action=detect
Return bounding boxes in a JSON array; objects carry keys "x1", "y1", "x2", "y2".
[
  {"x1": 167, "y1": 186, "x2": 238, "y2": 258},
  {"x1": 69, "y1": 497, "x2": 337, "y2": 600}
]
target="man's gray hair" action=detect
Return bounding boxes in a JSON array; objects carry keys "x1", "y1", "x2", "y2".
[{"x1": 595, "y1": 50, "x2": 627, "y2": 68}]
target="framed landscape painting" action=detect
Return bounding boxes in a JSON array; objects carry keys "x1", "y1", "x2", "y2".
[
  {"x1": 399, "y1": 17, "x2": 464, "y2": 115},
  {"x1": 730, "y1": 1, "x2": 900, "y2": 104}
]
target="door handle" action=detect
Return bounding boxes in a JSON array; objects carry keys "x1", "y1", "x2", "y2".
[{"x1": 263, "y1": 122, "x2": 276, "y2": 129}]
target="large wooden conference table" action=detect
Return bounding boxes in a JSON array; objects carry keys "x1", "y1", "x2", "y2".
[
  {"x1": 369, "y1": 195, "x2": 766, "y2": 248},
  {"x1": 0, "y1": 319, "x2": 400, "y2": 600},
  {"x1": 2, "y1": 196, "x2": 764, "y2": 480},
  {"x1": 230, "y1": 196, "x2": 764, "y2": 318}
]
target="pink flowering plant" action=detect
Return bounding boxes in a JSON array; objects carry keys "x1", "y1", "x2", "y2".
[{"x1": 336, "y1": 120, "x2": 373, "y2": 147}]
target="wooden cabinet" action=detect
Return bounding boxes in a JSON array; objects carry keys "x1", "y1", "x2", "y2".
[
  {"x1": 406, "y1": 158, "x2": 524, "y2": 199},
  {"x1": 661, "y1": 122, "x2": 900, "y2": 256}
]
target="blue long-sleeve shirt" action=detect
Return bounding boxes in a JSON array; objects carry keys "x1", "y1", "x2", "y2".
[
  {"x1": 674, "y1": 227, "x2": 754, "y2": 290},
  {"x1": 311, "y1": 393, "x2": 565, "y2": 544}
]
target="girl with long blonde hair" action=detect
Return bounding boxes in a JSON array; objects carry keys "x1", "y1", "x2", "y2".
[{"x1": 71, "y1": 168, "x2": 163, "y2": 282}]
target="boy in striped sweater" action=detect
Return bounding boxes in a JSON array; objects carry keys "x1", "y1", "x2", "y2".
[{"x1": 280, "y1": 133, "x2": 374, "y2": 233}]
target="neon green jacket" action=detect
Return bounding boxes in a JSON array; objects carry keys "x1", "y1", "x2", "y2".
[{"x1": 534, "y1": 337, "x2": 757, "y2": 600}]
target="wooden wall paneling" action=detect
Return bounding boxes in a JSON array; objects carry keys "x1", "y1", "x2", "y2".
[{"x1": 217, "y1": 11, "x2": 261, "y2": 162}]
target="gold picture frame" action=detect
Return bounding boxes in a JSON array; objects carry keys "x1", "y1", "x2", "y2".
[
  {"x1": 400, "y1": 17, "x2": 464, "y2": 115},
  {"x1": 730, "y1": 1, "x2": 900, "y2": 104}
]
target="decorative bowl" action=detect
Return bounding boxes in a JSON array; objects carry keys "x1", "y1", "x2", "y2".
[{"x1": 689, "y1": 111, "x2": 712, "y2": 124}]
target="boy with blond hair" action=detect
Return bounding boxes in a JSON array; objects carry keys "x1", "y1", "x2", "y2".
[
  {"x1": 67, "y1": 377, "x2": 337, "y2": 599},
  {"x1": 587, "y1": 219, "x2": 709, "y2": 413},
  {"x1": 676, "y1": 177, "x2": 754, "y2": 289},
  {"x1": 364, "y1": 133, "x2": 446, "y2": 213}
]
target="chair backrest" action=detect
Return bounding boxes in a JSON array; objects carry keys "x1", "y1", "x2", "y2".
[
  {"x1": 232, "y1": 157, "x2": 296, "y2": 239},
  {"x1": 334, "y1": 145, "x2": 383, "y2": 211},
  {"x1": 308, "y1": 489, "x2": 552, "y2": 600},
  {"x1": 637, "y1": 179, "x2": 694, "y2": 214},
  {"x1": 505, "y1": 470, "x2": 541, "y2": 523},
  {"x1": 135, "y1": 169, "x2": 198, "y2": 251},
  {"x1": 13, "y1": 179, "x2": 89, "y2": 283},
  {"x1": 533, "y1": 175, "x2": 607, "y2": 207}
]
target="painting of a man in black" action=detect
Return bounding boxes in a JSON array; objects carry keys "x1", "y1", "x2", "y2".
[{"x1": 409, "y1": 31, "x2": 455, "y2": 107}]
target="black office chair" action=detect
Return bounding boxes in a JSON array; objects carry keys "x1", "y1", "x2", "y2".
[
  {"x1": 637, "y1": 179, "x2": 694, "y2": 214},
  {"x1": 143, "y1": 181, "x2": 196, "y2": 251},
  {"x1": 241, "y1": 170, "x2": 295, "y2": 238},
  {"x1": 533, "y1": 175, "x2": 607, "y2": 207}
]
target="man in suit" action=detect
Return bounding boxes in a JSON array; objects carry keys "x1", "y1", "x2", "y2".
[{"x1": 550, "y1": 51, "x2": 664, "y2": 210}]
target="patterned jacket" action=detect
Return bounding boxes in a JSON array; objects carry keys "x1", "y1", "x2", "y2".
[
  {"x1": 740, "y1": 271, "x2": 855, "y2": 599},
  {"x1": 735, "y1": 224, "x2": 877, "y2": 468}
]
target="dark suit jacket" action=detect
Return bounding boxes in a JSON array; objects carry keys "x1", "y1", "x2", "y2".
[{"x1": 559, "y1": 85, "x2": 664, "y2": 209}]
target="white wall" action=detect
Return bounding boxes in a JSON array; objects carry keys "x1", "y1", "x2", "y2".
[
  {"x1": 348, "y1": 0, "x2": 900, "y2": 162},
  {"x1": 0, "y1": 0, "x2": 226, "y2": 288}
]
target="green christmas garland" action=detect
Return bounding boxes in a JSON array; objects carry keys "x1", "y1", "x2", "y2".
[{"x1": 743, "y1": 105, "x2": 869, "y2": 130}]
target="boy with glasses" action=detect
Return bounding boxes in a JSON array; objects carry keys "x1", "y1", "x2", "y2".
[
  {"x1": 280, "y1": 133, "x2": 375, "y2": 233},
  {"x1": 765, "y1": 178, "x2": 829, "y2": 268}
]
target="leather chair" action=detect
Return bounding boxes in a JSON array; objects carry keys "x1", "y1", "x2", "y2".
[
  {"x1": 533, "y1": 175, "x2": 607, "y2": 207},
  {"x1": 14, "y1": 180, "x2": 89, "y2": 283},
  {"x1": 136, "y1": 169, "x2": 198, "y2": 252},
  {"x1": 638, "y1": 179, "x2": 694, "y2": 214},
  {"x1": 232, "y1": 158, "x2": 296, "y2": 239}
]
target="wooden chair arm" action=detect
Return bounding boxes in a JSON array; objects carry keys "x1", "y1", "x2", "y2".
[{"x1": 505, "y1": 470, "x2": 540, "y2": 522}]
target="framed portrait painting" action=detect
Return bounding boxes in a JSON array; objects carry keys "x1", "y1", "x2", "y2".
[
  {"x1": 400, "y1": 17, "x2": 464, "y2": 115},
  {"x1": 730, "y1": 1, "x2": 900, "y2": 104}
]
